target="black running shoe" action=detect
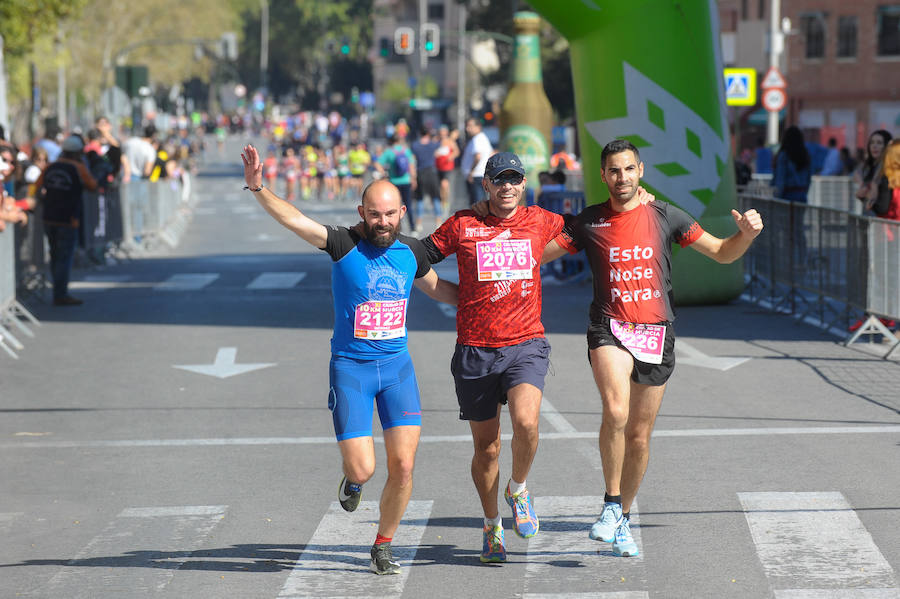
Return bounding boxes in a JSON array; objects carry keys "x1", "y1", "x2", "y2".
[
  {"x1": 369, "y1": 542, "x2": 401, "y2": 575},
  {"x1": 338, "y1": 476, "x2": 362, "y2": 512}
]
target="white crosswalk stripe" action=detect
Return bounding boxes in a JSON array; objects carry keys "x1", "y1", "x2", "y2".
[
  {"x1": 153, "y1": 273, "x2": 220, "y2": 291},
  {"x1": 41, "y1": 505, "x2": 226, "y2": 597},
  {"x1": 739, "y1": 492, "x2": 899, "y2": 597},
  {"x1": 278, "y1": 500, "x2": 432, "y2": 599},
  {"x1": 247, "y1": 272, "x2": 307, "y2": 289},
  {"x1": 525, "y1": 497, "x2": 643, "y2": 597}
]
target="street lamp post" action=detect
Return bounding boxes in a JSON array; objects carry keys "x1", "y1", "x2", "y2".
[
  {"x1": 767, "y1": 0, "x2": 783, "y2": 146},
  {"x1": 260, "y1": 0, "x2": 269, "y2": 92}
]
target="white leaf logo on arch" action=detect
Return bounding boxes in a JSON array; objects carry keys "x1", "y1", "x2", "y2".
[{"x1": 585, "y1": 62, "x2": 729, "y2": 219}]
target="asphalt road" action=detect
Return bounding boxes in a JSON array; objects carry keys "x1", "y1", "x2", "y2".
[{"x1": 2, "y1": 137, "x2": 899, "y2": 599}]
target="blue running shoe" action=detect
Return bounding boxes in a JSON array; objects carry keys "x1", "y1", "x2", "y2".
[
  {"x1": 504, "y1": 484, "x2": 539, "y2": 538},
  {"x1": 480, "y1": 524, "x2": 506, "y2": 563},
  {"x1": 612, "y1": 518, "x2": 639, "y2": 557},
  {"x1": 589, "y1": 502, "x2": 623, "y2": 542}
]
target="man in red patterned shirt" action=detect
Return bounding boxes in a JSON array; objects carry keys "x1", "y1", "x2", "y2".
[
  {"x1": 545, "y1": 139, "x2": 763, "y2": 557},
  {"x1": 421, "y1": 152, "x2": 563, "y2": 563}
]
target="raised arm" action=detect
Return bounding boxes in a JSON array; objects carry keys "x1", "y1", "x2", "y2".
[
  {"x1": 242, "y1": 144, "x2": 328, "y2": 248},
  {"x1": 413, "y1": 268, "x2": 458, "y2": 305},
  {"x1": 690, "y1": 208, "x2": 764, "y2": 264}
]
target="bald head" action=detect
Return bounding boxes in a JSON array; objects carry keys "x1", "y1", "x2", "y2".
[{"x1": 361, "y1": 179, "x2": 403, "y2": 210}]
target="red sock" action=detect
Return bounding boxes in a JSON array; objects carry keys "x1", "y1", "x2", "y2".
[{"x1": 374, "y1": 533, "x2": 392, "y2": 546}]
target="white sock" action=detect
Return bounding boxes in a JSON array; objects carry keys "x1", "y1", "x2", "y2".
[
  {"x1": 484, "y1": 515, "x2": 502, "y2": 528},
  {"x1": 508, "y1": 478, "x2": 527, "y2": 496}
]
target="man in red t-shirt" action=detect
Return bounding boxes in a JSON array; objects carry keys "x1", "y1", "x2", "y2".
[
  {"x1": 544, "y1": 139, "x2": 763, "y2": 557},
  {"x1": 422, "y1": 152, "x2": 564, "y2": 563}
]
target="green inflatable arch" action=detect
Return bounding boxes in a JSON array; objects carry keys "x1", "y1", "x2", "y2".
[{"x1": 529, "y1": 0, "x2": 743, "y2": 304}]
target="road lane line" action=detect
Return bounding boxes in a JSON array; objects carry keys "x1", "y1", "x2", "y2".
[
  {"x1": 42, "y1": 504, "x2": 226, "y2": 596},
  {"x1": 278, "y1": 500, "x2": 432, "y2": 598},
  {"x1": 3, "y1": 426, "x2": 899, "y2": 450},
  {"x1": 540, "y1": 397, "x2": 578, "y2": 434},
  {"x1": 525, "y1": 594, "x2": 649, "y2": 599},
  {"x1": 739, "y1": 492, "x2": 899, "y2": 595},
  {"x1": 247, "y1": 272, "x2": 307, "y2": 289}
]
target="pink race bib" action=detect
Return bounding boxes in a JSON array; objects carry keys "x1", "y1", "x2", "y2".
[
  {"x1": 353, "y1": 299, "x2": 407, "y2": 340},
  {"x1": 475, "y1": 239, "x2": 533, "y2": 281},
  {"x1": 609, "y1": 320, "x2": 665, "y2": 364}
]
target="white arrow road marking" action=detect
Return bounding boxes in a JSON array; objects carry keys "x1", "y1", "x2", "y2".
[
  {"x1": 173, "y1": 347, "x2": 276, "y2": 379},
  {"x1": 676, "y1": 340, "x2": 751, "y2": 371}
]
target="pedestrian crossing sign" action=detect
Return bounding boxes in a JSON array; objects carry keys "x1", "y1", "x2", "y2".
[{"x1": 724, "y1": 68, "x2": 757, "y2": 106}]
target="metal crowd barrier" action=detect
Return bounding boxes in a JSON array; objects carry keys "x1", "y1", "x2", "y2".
[
  {"x1": 1, "y1": 225, "x2": 40, "y2": 359},
  {"x1": 743, "y1": 175, "x2": 861, "y2": 213},
  {"x1": 1, "y1": 173, "x2": 195, "y2": 359},
  {"x1": 537, "y1": 190, "x2": 588, "y2": 282},
  {"x1": 738, "y1": 193, "x2": 900, "y2": 358}
]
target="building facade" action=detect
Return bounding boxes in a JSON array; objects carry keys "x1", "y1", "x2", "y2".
[{"x1": 719, "y1": 0, "x2": 900, "y2": 149}]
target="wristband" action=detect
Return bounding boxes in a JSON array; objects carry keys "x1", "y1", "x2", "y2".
[{"x1": 243, "y1": 184, "x2": 263, "y2": 192}]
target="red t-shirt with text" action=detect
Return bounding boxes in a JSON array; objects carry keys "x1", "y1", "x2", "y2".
[
  {"x1": 555, "y1": 201, "x2": 703, "y2": 324},
  {"x1": 424, "y1": 206, "x2": 564, "y2": 347}
]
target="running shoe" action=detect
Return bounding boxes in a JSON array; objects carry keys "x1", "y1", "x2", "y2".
[
  {"x1": 369, "y1": 542, "x2": 401, "y2": 575},
  {"x1": 480, "y1": 524, "x2": 506, "y2": 563},
  {"x1": 589, "y1": 501, "x2": 623, "y2": 542},
  {"x1": 338, "y1": 476, "x2": 362, "y2": 512},
  {"x1": 504, "y1": 484, "x2": 539, "y2": 538},
  {"x1": 612, "y1": 518, "x2": 639, "y2": 557}
]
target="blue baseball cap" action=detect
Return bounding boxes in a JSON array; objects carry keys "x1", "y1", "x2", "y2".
[{"x1": 485, "y1": 152, "x2": 526, "y2": 179}]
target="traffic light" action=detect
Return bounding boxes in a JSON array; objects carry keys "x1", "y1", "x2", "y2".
[
  {"x1": 422, "y1": 23, "x2": 440, "y2": 57},
  {"x1": 340, "y1": 37, "x2": 350, "y2": 55},
  {"x1": 394, "y1": 26, "x2": 414, "y2": 55},
  {"x1": 379, "y1": 36, "x2": 390, "y2": 57}
]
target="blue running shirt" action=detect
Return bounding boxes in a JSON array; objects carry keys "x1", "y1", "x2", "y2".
[{"x1": 323, "y1": 226, "x2": 431, "y2": 359}]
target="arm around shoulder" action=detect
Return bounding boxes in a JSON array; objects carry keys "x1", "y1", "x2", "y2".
[{"x1": 413, "y1": 268, "x2": 458, "y2": 306}]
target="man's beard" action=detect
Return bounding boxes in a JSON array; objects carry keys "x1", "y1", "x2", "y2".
[{"x1": 363, "y1": 220, "x2": 400, "y2": 248}]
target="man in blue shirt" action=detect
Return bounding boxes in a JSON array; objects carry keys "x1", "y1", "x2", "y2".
[{"x1": 241, "y1": 144, "x2": 457, "y2": 576}]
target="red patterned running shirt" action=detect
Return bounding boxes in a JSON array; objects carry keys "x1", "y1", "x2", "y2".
[
  {"x1": 555, "y1": 201, "x2": 704, "y2": 324},
  {"x1": 423, "y1": 206, "x2": 564, "y2": 347}
]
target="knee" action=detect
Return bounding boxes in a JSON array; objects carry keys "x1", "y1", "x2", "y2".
[
  {"x1": 344, "y1": 460, "x2": 376, "y2": 485},
  {"x1": 601, "y1": 399, "x2": 629, "y2": 430},
  {"x1": 624, "y1": 429, "x2": 652, "y2": 453},
  {"x1": 473, "y1": 438, "x2": 501, "y2": 464},
  {"x1": 387, "y1": 456, "x2": 416, "y2": 487},
  {"x1": 510, "y1": 413, "x2": 539, "y2": 439}
]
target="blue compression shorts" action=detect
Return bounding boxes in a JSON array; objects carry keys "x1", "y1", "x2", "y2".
[{"x1": 328, "y1": 351, "x2": 422, "y2": 441}]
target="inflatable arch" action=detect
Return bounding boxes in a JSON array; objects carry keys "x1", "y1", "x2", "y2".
[{"x1": 529, "y1": 0, "x2": 742, "y2": 303}]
